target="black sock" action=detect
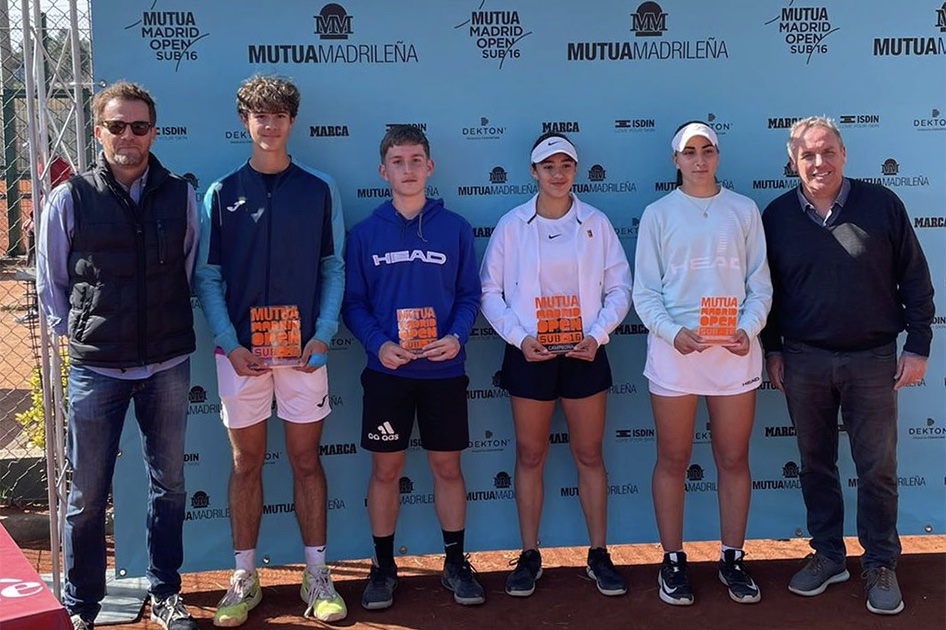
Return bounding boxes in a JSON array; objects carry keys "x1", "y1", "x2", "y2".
[
  {"x1": 373, "y1": 534, "x2": 395, "y2": 568},
  {"x1": 443, "y1": 529, "x2": 465, "y2": 565}
]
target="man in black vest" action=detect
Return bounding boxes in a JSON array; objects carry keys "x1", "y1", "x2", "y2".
[
  {"x1": 760, "y1": 116, "x2": 933, "y2": 617},
  {"x1": 36, "y1": 81, "x2": 199, "y2": 630}
]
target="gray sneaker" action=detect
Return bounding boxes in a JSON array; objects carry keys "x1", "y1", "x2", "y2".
[
  {"x1": 788, "y1": 553, "x2": 850, "y2": 596},
  {"x1": 864, "y1": 567, "x2": 904, "y2": 615},
  {"x1": 71, "y1": 615, "x2": 93, "y2": 630},
  {"x1": 442, "y1": 559, "x2": 486, "y2": 605},
  {"x1": 362, "y1": 562, "x2": 398, "y2": 610}
]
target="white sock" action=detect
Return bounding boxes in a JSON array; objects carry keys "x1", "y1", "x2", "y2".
[
  {"x1": 721, "y1": 545, "x2": 743, "y2": 560},
  {"x1": 234, "y1": 549, "x2": 256, "y2": 574},
  {"x1": 305, "y1": 545, "x2": 327, "y2": 572}
]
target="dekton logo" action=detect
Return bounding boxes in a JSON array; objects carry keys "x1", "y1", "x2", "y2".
[
  {"x1": 314, "y1": 3, "x2": 353, "y2": 40},
  {"x1": 909, "y1": 417, "x2": 945, "y2": 439},
  {"x1": 614, "y1": 217, "x2": 641, "y2": 240},
  {"x1": 463, "y1": 117, "x2": 506, "y2": 140},
  {"x1": 765, "y1": 3, "x2": 839, "y2": 63},
  {"x1": 126, "y1": 3, "x2": 210, "y2": 71},
  {"x1": 914, "y1": 108, "x2": 946, "y2": 131},
  {"x1": 706, "y1": 112, "x2": 731, "y2": 134},
  {"x1": 469, "y1": 430, "x2": 510, "y2": 452},
  {"x1": 454, "y1": 2, "x2": 533, "y2": 69}
]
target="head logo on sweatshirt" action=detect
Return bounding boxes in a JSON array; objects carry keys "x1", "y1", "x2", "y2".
[{"x1": 372, "y1": 250, "x2": 447, "y2": 266}]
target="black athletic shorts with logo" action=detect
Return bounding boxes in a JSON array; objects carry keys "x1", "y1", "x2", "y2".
[
  {"x1": 360, "y1": 368, "x2": 470, "y2": 453},
  {"x1": 499, "y1": 344, "x2": 612, "y2": 401}
]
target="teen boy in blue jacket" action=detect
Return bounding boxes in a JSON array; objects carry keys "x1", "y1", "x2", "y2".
[
  {"x1": 343, "y1": 125, "x2": 484, "y2": 610},
  {"x1": 194, "y1": 76, "x2": 347, "y2": 626}
]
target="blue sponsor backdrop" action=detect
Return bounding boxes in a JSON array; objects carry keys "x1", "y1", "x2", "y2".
[{"x1": 92, "y1": 0, "x2": 946, "y2": 577}]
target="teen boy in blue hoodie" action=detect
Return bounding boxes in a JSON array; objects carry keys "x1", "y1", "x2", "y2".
[{"x1": 343, "y1": 125, "x2": 484, "y2": 610}]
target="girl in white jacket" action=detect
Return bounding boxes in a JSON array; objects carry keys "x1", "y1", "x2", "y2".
[
  {"x1": 480, "y1": 133, "x2": 631, "y2": 599},
  {"x1": 633, "y1": 121, "x2": 772, "y2": 607}
]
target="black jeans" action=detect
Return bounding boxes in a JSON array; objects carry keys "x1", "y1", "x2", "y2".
[{"x1": 782, "y1": 340, "x2": 900, "y2": 570}]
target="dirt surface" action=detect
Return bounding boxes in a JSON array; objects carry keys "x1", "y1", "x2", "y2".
[{"x1": 12, "y1": 522, "x2": 946, "y2": 630}]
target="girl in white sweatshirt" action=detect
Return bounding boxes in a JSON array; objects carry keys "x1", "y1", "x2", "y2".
[{"x1": 632, "y1": 121, "x2": 772, "y2": 607}]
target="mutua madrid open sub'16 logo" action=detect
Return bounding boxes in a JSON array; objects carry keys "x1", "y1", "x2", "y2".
[
  {"x1": 764, "y1": 0, "x2": 839, "y2": 65},
  {"x1": 125, "y1": 1, "x2": 209, "y2": 71},
  {"x1": 454, "y1": 1, "x2": 533, "y2": 69}
]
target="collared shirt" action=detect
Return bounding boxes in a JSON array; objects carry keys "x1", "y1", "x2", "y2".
[
  {"x1": 796, "y1": 177, "x2": 850, "y2": 227},
  {"x1": 36, "y1": 163, "x2": 199, "y2": 380}
]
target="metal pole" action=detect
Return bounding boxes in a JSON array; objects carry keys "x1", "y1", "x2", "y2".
[{"x1": 68, "y1": 0, "x2": 87, "y2": 172}]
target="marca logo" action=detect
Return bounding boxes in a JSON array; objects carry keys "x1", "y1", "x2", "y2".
[
  {"x1": 314, "y1": 3, "x2": 353, "y2": 40},
  {"x1": 631, "y1": 2, "x2": 668, "y2": 36},
  {"x1": 914, "y1": 216, "x2": 945, "y2": 228},
  {"x1": 768, "y1": 116, "x2": 802, "y2": 129},
  {"x1": 372, "y1": 250, "x2": 447, "y2": 266},
  {"x1": 309, "y1": 125, "x2": 350, "y2": 137},
  {"x1": 542, "y1": 121, "x2": 580, "y2": 134}
]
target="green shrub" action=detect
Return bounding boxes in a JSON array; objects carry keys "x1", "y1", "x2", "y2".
[{"x1": 15, "y1": 357, "x2": 69, "y2": 449}]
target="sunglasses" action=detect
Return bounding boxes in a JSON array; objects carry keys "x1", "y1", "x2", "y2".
[{"x1": 100, "y1": 120, "x2": 154, "y2": 136}]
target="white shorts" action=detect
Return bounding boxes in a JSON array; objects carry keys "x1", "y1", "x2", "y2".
[
  {"x1": 643, "y1": 332, "x2": 763, "y2": 397},
  {"x1": 214, "y1": 353, "x2": 332, "y2": 429}
]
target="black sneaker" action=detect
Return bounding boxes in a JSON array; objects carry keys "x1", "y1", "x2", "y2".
[
  {"x1": 362, "y1": 562, "x2": 398, "y2": 610},
  {"x1": 505, "y1": 549, "x2": 543, "y2": 597},
  {"x1": 586, "y1": 547, "x2": 627, "y2": 596},
  {"x1": 442, "y1": 558, "x2": 486, "y2": 605},
  {"x1": 150, "y1": 593, "x2": 198, "y2": 630},
  {"x1": 718, "y1": 549, "x2": 761, "y2": 604},
  {"x1": 658, "y1": 551, "x2": 694, "y2": 606}
]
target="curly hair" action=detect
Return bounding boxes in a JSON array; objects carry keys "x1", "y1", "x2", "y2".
[{"x1": 236, "y1": 75, "x2": 301, "y2": 119}]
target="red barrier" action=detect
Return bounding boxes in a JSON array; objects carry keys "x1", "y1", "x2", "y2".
[{"x1": 0, "y1": 522, "x2": 70, "y2": 630}]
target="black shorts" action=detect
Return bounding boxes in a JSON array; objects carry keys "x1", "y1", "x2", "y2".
[
  {"x1": 499, "y1": 344, "x2": 612, "y2": 401},
  {"x1": 360, "y1": 368, "x2": 469, "y2": 453}
]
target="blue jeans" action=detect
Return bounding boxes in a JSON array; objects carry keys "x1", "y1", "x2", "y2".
[
  {"x1": 62, "y1": 360, "x2": 190, "y2": 621},
  {"x1": 782, "y1": 340, "x2": 900, "y2": 570}
]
